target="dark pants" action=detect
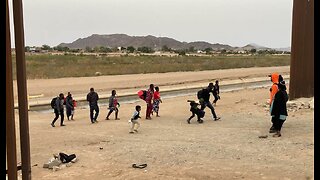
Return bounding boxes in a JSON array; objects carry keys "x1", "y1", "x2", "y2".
[
  {"x1": 201, "y1": 101, "x2": 217, "y2": 119},
  {"x1": 188, "y1": 109, "x2": 204, "y2": 122},
  {"x1": 66, "y1": 107, "x2": 72, "y2": 119},
  {"x1": 213, "y1": 94, "x2": 219, "y2": 103},
  {"x1": 146, "y1": 102, "x2": 153, "y2": 118},
  {"x1": 270, "y1": 116, "x2": 277, "y2": 130},
  {"x1": 90, "y1": 104, "x2": 99, "y2": 122},
  {"x1": 273, "y1": 117, "x2": 285, "y2": 131},
  {"x1": 52, "y1": 109, "x2": 64, "y2": 125}
]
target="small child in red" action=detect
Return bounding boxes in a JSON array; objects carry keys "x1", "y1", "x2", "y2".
[{"x1": 152, "y1": 86, "x2": 162, "y2": 117}]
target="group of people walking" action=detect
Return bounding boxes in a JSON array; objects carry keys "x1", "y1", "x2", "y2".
[
  {"x1": 50, "y1": 74, "x2": 288, "y2": 137},
  {"x1": 51, "y1": 92, "x2": 76, "y2": 127},
  {"x1": 187, "y1": 80, "x2": 221, "y2": 124},
  {"x1": 51, "y1": 84, "x2": 163, "y2": 134}
]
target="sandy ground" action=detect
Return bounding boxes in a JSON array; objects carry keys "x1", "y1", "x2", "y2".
[{"x1": 11, "y1": 66, "x2": 314, "y2": 180}]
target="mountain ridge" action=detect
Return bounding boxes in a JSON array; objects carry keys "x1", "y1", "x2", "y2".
[{"x1": 58, "y1": 34, "x2": 289, "y2": 51}]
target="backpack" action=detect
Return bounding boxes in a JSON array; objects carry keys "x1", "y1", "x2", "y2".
[
  {"x1": 197, "y1": 89, "x2": 203, "y2": 99},
  {"x1": 51, "y1": 97, "x2": 57, "y2": 109},
  {"x1": 138, "y1": 90, "x2": 147, "y2": 100},
  {"x1": 197, "y1": 109, "x2": 205, "y2": 118},
  {"x1": 59, "y1": 152, "x2": 76, "y2": 163}
]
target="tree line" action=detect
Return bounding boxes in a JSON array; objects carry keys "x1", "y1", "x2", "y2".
[{"x1": 24, "y1": 44, "x2": 290, "y2": 55}]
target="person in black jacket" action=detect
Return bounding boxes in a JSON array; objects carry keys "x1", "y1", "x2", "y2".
[
  {"x1": 198, "y1": 83, "x2": 221, "y2": 121},
  {"x1": 51, "y1": 93, "x2": 65, "y2": 127},
  {"x1": 212, "y1": 80, "x2": 220, "y2": 106},
  {"x1": 65, "y1": 92, "x2": 74, "y2": 120},
  {"x1": 187, "y1": 100, "x2": 204, "y2": 124},
  {"x1": 270, "y1": 81, "x2": 288, "y2": 137},
  {"x1": 86, "y1": 87, "x2": 99, "y2": 123}
]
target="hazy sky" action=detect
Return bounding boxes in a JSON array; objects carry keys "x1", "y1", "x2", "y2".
[{"x1": 9, "y1": 0, "x2": 293, "y2": 48}]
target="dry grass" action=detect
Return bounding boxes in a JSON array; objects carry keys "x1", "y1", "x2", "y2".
[{"x1": 11, "y1": 54, "x2": 290, "y2": 79}]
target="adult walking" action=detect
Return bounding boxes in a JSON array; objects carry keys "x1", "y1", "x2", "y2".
[
  {"x1": 51, "y1": 93, "x2": 66, "y2": 127},
  {"x1": 270, "y1": 81, "x2": 288, "y2": 137},
  {"x1": 65, "y1": 92, "x2": 74, "y2": 120},
  {"x1": 86, "y1": 87, "x2": 99, "y2": 123},
  {"x1": 198, "y1": 83, "x2": 220, "y2": 121},
  {"x1": 268, "y1": 73, "x2": 280, "y2": 132},
  {"x1": 145, "y1": 84, "x2": 154, "y2": 119}
]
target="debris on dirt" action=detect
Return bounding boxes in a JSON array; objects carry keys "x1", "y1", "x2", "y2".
[
  {"x1": 261, "y1": 97, "x2": 314, "y2": 112},
  {"x1": 258, "y1": 135, "x2": 268, "y2": 138},
  {"x1": 43, "y1": 153, "x2": 78, "y2": 171}
]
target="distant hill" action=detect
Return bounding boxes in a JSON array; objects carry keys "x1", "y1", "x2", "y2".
[
  {"x1": 58, "y1": 34, "x2": 234, "y2": 50},
  {"x1": 58, "y1": 34, "x2": 290, "y2": 52}
]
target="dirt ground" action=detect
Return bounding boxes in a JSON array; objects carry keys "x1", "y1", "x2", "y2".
[{"x1": 11, "y1": 66, "x2": 313, "y2": 180}]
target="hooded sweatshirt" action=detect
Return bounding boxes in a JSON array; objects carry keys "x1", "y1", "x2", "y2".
[{"x1": 269, "y1": 73, "x2": 279, "y2": 105}]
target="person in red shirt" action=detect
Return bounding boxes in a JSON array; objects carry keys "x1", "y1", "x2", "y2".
[{"x1": 152, "y1": 86, "x2": 163, "y2": 117}]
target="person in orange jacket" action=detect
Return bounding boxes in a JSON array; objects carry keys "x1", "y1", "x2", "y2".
[
  {"x1": 269, "y1": 73, "x2": 280, "y2": 105},
  {"x1": 268, "y1": 72, "x2": 280, "y2": 133}
]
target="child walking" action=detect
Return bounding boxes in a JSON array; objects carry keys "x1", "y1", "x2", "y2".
[
  {"x1": 129, "y1": 105, "x2": 141, "y2": 133},
  {"x1": 106, "y1": 90, "x2": 120, "y2": 120},
  {"x1": 152, "y1": 86, "x2": 162, "y2": 117},
  {"x1": 187, "y1": 100, "x2": 205, "y2": 124}
]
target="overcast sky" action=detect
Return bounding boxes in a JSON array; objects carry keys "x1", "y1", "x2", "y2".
[{"x1": 9, "y1": 0, "x2": 293, "y2": 48}]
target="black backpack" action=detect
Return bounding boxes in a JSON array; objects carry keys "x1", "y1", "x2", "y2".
[
  {"x1": 50, "y1": 97, "x2": 57, "y2": 109},
  {"x1": 197, "y1": 89, "x2": 204, "y2": 99},
  {"x1": 59, "y1": 152, "x2": 76, "y2": 163}
]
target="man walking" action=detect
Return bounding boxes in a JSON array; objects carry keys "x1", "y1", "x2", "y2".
[
  {"x1": 51, "y1": 93, "x2": 66, "y2": 127},
  {"x1": 66, "y1": 92, "x2": 74, "y2": 120},
  {"x1": 198, "y1": 83, "x2": 221, "y2": 121},
  {"x1": 86, "y1": 87, "x2": 99, "y2": 123}
]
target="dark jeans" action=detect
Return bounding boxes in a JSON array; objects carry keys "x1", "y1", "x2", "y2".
[
  {"x1": 201, "y1": 101, "x2": 217, "y2": 119},
  {"x1": 89, "y1": 104, "x2": 99, "y2": 122},
  {"x1": 66, "y1": 107, "x2": 73, "y2": 118},
  {"x1": 52, "y1": 109, "x2": 64, "y2": 125},
  {"x1": 273, "y1": 117, "x2": 285, "y2": 131},
  {"x1": 188, "y1": 111, "x2": 202, "y2": 121},
  {"x1": 213, "y1": 94, "x2": 219, "y2": 103}
]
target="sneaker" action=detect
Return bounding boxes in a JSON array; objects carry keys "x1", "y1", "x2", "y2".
[
  {"x1": 105, "y1": 117, "x2": 110, "y2": 120},
  {"x1": 214, "y1": 117, "x2": 221, "y2": 121},
  {"x1": 129, "y1": 131, "x2": 134, "y2": 134},
  {"x1": 51, "y1": 123, "x2": 55, "y2": 127},
  {"x1": 115, "y1": 118, "x2": 120, "y2": 120},
  {"x1": 272, "y1": 132, "x2": 281, "y2": 137},
  {"x1": 134, "y1": 130, "x2": 138, "y2": 132},
  {"x1": 60, "y1": 124, "x2": 66, "y2": 126},
  {"x1": 269, "y1": 129, "x2": 277, "y2": 133}
]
